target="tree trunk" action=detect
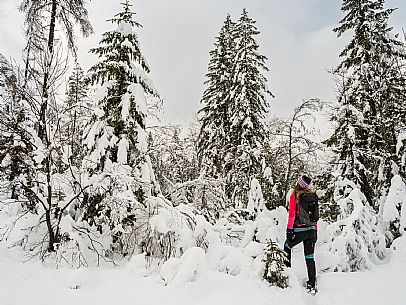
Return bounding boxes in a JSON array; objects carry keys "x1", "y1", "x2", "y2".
[
  {"x1": 45, "y1": 209, "x2": 55, "y2": 251},
  {"x1": 283, "y1": 121, "x2": 294, "y2": 201},
  {"x1": 41, "y1": 0, "x2": 58, "y2": 252}
]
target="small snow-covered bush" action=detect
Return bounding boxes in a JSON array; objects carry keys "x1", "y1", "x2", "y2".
[
  {"x1": 383, "y1": 175, "x2": 406, "y2": 241},
  {"x1": 247, "y1": 178, "x2": 266, "y2": 214},
  {"x1": 193, "y1": 215, "x2": 223, "y2": 250},
  {"x1": 262, "y1": 241, "x2": 288, "y2": 288},
  {"x1": 225, "y1": 208, "x2": 255, "y2": 225},
  {"x1": 169, "y1": 178, "x2": 227, "y2": 225},
  {"x1": 241, "y1": 207, "x2": 287, "y2": 247},
  {"x1": 113, "y1": 196, "x2": 195, "y2": 261},
  {"x1": 328, "y1": 224, "x2": 370, "y2": 271},
  {"x1": 324, "y1": 187, "x2": 386, "y2": 271},
  {"x1": 205, "y1": 243, "x2": 262, "y2": 277},
  {"x1": 391, "y1": 235, "x2": 406, "y2": 263}
]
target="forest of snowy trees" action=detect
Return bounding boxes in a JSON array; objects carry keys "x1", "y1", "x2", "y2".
[{"x1": 0, "y1": 0, "x2": 405, "y2": 290}]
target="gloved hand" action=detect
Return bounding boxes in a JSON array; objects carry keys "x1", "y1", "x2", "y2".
[{"x1": 286, "y1": 229, "x2": 295, "y2": 243}]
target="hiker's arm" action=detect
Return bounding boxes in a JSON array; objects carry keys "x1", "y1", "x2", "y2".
[{"x1": 287, "y1": 193, "x2": 296, "y2": 230}]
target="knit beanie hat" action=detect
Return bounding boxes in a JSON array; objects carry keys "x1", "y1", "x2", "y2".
[{"x1": 297, "y1": 175, "x2": 312, "y2": 189}]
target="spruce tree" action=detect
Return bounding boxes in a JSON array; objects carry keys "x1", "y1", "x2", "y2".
[
  {"x1": 198, "y1": 10, "x2": 272, "y2": 209},
  {"x1": 327, "y1": 0, "x2": 406, "y2": 207},
  {"x1": 84, "y1": 0, "x2": 159, "y2": 171},
  {"x1": 82, "y1": 0, "x2": 160, "y2": 230},
  {"x1": 263, "y1": 241, "x2": 289, "y2": 288},
  {"x1": 399, "y1": 31, "x2": 406, "y2": 180},
  {"x1": 225, "y1": 9, "x2": 273, "y2": 207},
  {"x1": 324, "y1": 71, "x2": 372, "y2": 204},
  {"x1": 327, "y1": 185, "x2": 386, "y2": 271},
  {"x1": 198, "y1": 15, "x2": 236, "y2": 179}
]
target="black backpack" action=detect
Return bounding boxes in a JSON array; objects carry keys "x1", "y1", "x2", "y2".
[{"x1": 295, "y1": 192, "x2": 319, "y2": 226}]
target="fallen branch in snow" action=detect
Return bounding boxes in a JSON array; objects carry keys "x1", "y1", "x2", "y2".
[
  {"x1": 0, "y1": 210, "x2": 30, "y2": 242},
  {"x1": 73, "y1": 225, "x2": 117, "y2": 267}
]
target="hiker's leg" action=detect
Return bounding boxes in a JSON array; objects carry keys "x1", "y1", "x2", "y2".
[
  {"x1": 303, "y1": 230, "x2": 317, "y2": 286},
  {"x1": 283, "y1": 240, "x2": 292, "y2": 267},
  {"x1": 284, "y1": 231, "x2": 307, "y2": 267}
]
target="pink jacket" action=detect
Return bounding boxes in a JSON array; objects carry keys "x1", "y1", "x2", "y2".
[{"x1": 287, "y1": 193, "x2": 297, "y2": 230}]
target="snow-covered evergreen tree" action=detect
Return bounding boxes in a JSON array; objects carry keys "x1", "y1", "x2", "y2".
[
  {"x1": 198, "y1": 15, "x2": 235, "y2": 179},
  {"x1": 81, "y1": 0, "x2": 160, "y2": 246},
  {"x1": 83, "y1": 0, "x2": 159, "y2": 176},
  {"x1": 325, "y1": 184, "x2": 386, "y2": 271},
  {"x1": 324, "y1": 70, "x2": 371, "y2": 207},
  {"x1": 322, "y1": 0, "x2": 406, "y2": 265},
  {"x1": 263, "y1": 240, "x2": 288, "y2": 288},
  {"x1": 198, "y1": 10, "x2": 272, "y2": 209},
  {"x1": 225, "y1": 9, "x2": 273, "y2": 207},
  {"x1": 328, "y1": 0, "x2": 406, "y2": 208}
]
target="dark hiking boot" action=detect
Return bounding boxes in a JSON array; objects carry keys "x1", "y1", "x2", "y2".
[
  {"x1": 302, "y1": 279, "x2": 317, "y2": 295},
  {"x1": 305, "y1": 281, "x2": 317, "y2": 295}
]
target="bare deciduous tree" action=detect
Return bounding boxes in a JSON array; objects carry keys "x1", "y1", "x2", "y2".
[{"x1": 262, "y1": 99, "x2": 323, "y2": 208}]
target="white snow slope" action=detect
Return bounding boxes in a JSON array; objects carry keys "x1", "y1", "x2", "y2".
[{"x1": 1, "y1": 238, "x2": 405, "y2": 305}]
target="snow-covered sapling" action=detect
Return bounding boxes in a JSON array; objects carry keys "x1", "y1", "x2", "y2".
[{"x1": 263, "y1": 240, "x2": 289, "y2": 288}]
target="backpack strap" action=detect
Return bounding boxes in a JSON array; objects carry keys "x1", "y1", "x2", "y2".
[{"x1": 294, "y1": 194, "x2": 302, "y2": 226}]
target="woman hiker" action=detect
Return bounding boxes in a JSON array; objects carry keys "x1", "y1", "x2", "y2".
[{"x1": 284, "y1": 175, "x2": 319, "y2": 295}]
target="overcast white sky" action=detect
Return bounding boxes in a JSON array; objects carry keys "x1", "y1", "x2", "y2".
[{"x1": 1, "y1": 0, "x2": 405, "y2": 127}]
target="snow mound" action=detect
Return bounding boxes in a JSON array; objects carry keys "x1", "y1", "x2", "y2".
[
  {"x1": 161, "y1": 247, "x2": 207, "y2": 287},
  {"x1": 316, "y1": 250, "x2": 341, "y2": 272},
  {"x1": 383, "y1": 175, "x2": 406, "y2": 225},
  {"x1": 244, "y1": 241, "x2": 265, "y2": 258},
  {"x1": 241, "y1": 207, "x2": 287, "y2": 247},
  {"x1": 127, "y1": 253, "x2": 149, "y2": 277},
  {"x1": 206, "y1": 243, "x2": 264, "y2": 278},
  {"x1": 218, "y1": 247, "x2": 247, "y2": 276},
  {"x1": 160, "y1": 257, "x2": 180, "y2": 285},
  {"x1": 391, "y1": 235, "x2": 406, "y2": 263}
]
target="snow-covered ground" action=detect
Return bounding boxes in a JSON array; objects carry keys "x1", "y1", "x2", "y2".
[{"x1": 1, "y1": 238, "x2": 405, "y2": 305}]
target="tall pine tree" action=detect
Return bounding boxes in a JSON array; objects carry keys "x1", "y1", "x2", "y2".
[
  {"x1": 82, "y1": 0, "x2": 160, "y2": 227},
  {"x1": 198, "y1": 14, "x2": 236, "y2": 179},
  {"x1": 226, "y1": 9, "x2": 273, "y2": 207},
  {"x1": 327, "y1": 0, "x2": 406, "y2": 207},
  {"x1": 198, "y1": 10, "x2": 272, "y2": 209},
  {"x1": 84, "y1": 0, "x2": 159, "y2": 171}
]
